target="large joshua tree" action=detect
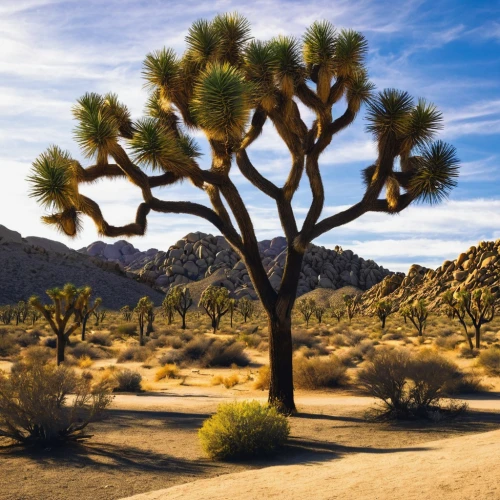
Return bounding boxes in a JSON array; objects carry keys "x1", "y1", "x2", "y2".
[{"x1": 28, "y1": 14, "x2": 459, "y2": 412}]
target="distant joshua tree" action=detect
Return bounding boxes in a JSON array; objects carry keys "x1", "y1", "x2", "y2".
[
  {"x1": 29, "y1": 284, "x2": 94, "y2": 364},
  {"x1": 296, "y1": 297, "x2": 316, "y2": 327},
  {"x1": 375, "y1": 299, "x2": 393, "y2": 329},
  {"x1": 314, "y1": 304, "x2": 326, "y2": 324},
  {"x1": 343, "y1": 294, "x2": 360, "y2": 323},
  {"x1": 28, "y1": 13, "x2": 460, "y2": 411},
  {"x1": 135, "y1": 296, "x2": 154, "y2": 346},
  {"x1": 404, "y1": 299, "x2": 429, "y2": 337},
  {"x1": 199, "y1": 286, "x2": 230, "y2": 334},
  {"x1": 120, "y1": 305, "x2": 133, "y2": 322},
  {"x1": 166, "y1": 286, "x2": 193, "y2": 329},
  {"x1": 237, "y1": 297, "x2": 255, "y2": 323}
]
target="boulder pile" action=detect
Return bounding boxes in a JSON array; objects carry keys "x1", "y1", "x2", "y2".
[
  {"x1": 81, "y1": 232, "x2": 393, "y2": 299},
  {"x1": 362, "y1": 240, "x2": 500, "y2": 310}
]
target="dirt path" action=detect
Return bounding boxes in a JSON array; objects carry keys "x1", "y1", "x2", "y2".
[{"x1": 122, "y1": 428, "x2": 500, "y2": 500}]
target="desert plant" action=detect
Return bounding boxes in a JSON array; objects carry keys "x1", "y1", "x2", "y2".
[
  {"x1": 87, "y1": 332, "x2": 113, "y2": 347},
  {"x1": 477, "y1": 347, "x2": 500, "y2": 375},
  {"x1": 293, "y1": 356, "x2": 348, "y2": 389},
  {"x1": 28, "y1": 307, "x2": 42, "y2": 326},
  {"x1": 199, "y1": 401, "x2": 290, "y2": 459},
  {"x1": 112, "y1": 369, "x2": 143, "y2": 392},
  {"x1": 199, "y1": 286, "x2": 230, "y2": 334},
  {"x1": 117, "y1": 345, "x2": 150, "y2": 363},
  {"x1": 0, "y1": 353, "x2": 112, "y2": 445},
  {"x1": 29, "y1": 284, "x2": 94, "y2": 365},
  {"x1": 78, "y1": 290, "x2": 102, "y2": 340},
  {"x1": 375, "y1": 299, "x2": 393, "y2": 329},
  {"x1": 314, "y1": 305, "x2": 326, "y2": 324},
  {"x1": 405, "y1": 299, "x2": 429, "y2": 337},
  {"x1": 92, "y1": 306, "x2": 107, "y2": 326},
  {"x1": 296, "y1": 297, "x2": 316, "y2": 326},
  {"x1": 330, "y1": 304, "x2": 345, "y2": 323},
  {"x1": 442, "y1": 290, "x2": 474, "y2": 350},
  {"x1": 135, "y1": 296, "x2": 155, "y2": 345},
  {"x1": 161, "y1": 295, "x2": 176, "y2": 325},
  {"x1": 166, "y1": 286, "x2": 193, "y2": 329},
  {"x1": 120, "y1": 305, "x2": 133, "y2": 322},
  {"x1": 0, "y1": 333, "x2": 19, "y2": 358},
  {"x1": 0, "y1": 306, "x2": 14, "y2": 325},
  {"x1": 237, "y1": 297, "x2": 254, "y2": 323},
  {"x1": 155, "y1": 364, "x2": 180, "y2": 381},
  {"x1": 14, "y1": 301, "x2": 29, "y2": 325},
  {"x1": 28, "y1": 14, "x2": 460, "y2": 412},
  {"x1": 228, "y1": 298, "x2": 238, "y2": 328},
  {"x1": 343, "y1": 294, "x2": 360, "y2": 323},
  {"x1": 201, "y1": 339, "x2": 249, "y2": 367}
]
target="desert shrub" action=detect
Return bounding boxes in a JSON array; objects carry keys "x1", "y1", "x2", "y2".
[
  {"x1": 477, "y1": 347, "x2": 500, "y2": 375},
  {"x1": 0, "y1": 333, "x2": 19, "y2": 358},
  {"x1": 0, "y1": 355, "x2": 112, "y2": 445},
  {"x1": 115, "y1": 324, "x2": 137, "y2": 336},
  {"x1": 381, "y1": 332, "x2": 405, "y2": 341},
  {"x1": 201, "y1": 340, "x2": 249, "y2": 368},
  {"x1": 238, "y1": 333, "x2": 262, "y2": 349},
  {"x1": 155, "y1": 364, "x2": 180, "y2": 381},
  {"x1": 70, "y1": 342, "x2": 107, "y2": 360},
  {"x1": 292, "y1": 329, "x2": 320, "y2": 349},
  {"x1": 211, "y1": 374, "x2": 240, "y2": 388},
  {"x1": 117, "y1": 345, "x2": 150, "y2": 363},
  {"x1": 87, "y1": 332, "x2": 113, "y2": 347},
  {"x1": 447, "y1": 370, "x2": 488, "y2": 394},
  {"x1": 358, "y1": 348, "x2": 466, "y2": 419},
  {"x1": 434, "y1": 334, "x2": 463, "y2": 350},
  {"x1": 294, "y1": 356, "x2": 348, "y2": 389},
  {"x1": 13, "y1": 330, "x2": 41, "y2": 348},
  {"x1": 42, "y1": 336, "x2": 57, "y2": 348},
  {"x1": 199, "y1": 401, "x2": 290, "y2": 460},
  {"x1": 458, "y1": 346, "x2": 479, "y2": 359},
  {"x1": 112, "y1": 369, "x2": 143, "y2": 392},
  {"x1": 343, "y1": 339, "x2": 376, "y2": 365},
  {"x1": 329, "y1": 333, "x2": 349, "y2": 347},
  {"x1": 183, "y1": 337, "x2": 213, "y2": 360},
  {"x1": 159, "y1": 350, "x2": 185, "y2": 365},
  {"x1": 344, "y1": 330, "x2": 366, "y2": 346},
  {"x1": 253, "y1": 365, "x2": 270, "y2": 390},
  {"x1": 78, "y1": 356, "x2": 93, "y2": 369}
]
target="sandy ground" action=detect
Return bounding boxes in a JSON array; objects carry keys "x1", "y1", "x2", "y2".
[
  {"x1": 122, "y1": 428, "x2": 500, "y2": 500},
  {"x1": 2, "y1": 389, "x2": 499, "y2": 500}
]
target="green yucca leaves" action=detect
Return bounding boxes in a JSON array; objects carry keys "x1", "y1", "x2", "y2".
[
  {"x1": 303, "y1": 20, "x2": 337, "y2": 69},
  {"x1": 366, "y1": 89, "x2": 415, "y2": 139},
  {"x1": 213, "y1": 12, "x2": 252, "y2": 65},
  {"x1": 191, "y1": 63, "x2": 252, "y2": 141},
  {"x1": 28, "y1": 146, "x2": 76, "y2": 210},
  {"x1": 142, "y1": 48, "x2": 180, "y2": 98},
  {"x1": 178, "y1": 133, "x2": 202, "y2": 159},
  {"x1": 401, "y1": 98, "x2": 443, "y2": 153},
  {"x1": 103, "y1": 92, "x2": 133, "y2": 138},
  {"x1": 72, "y1": 93, "x2": 118, "y2": 159},
  {"x1": 409, "y1": 141, "x2": 460, "y2": 204},
  {"x1": 186, "y1": 19, "x2": 220, "y2": 64},
  {"x1": 334, "y1": 29, "x2": 368, "y2": 78},
  {"x1": 129, "y1": 118, "x2": 189, "y2": 171},
  {"x1": 346, "y1": 70, "x2": 375, "y2": 112},
  {"x1": 270, "y1": 36, "x2": 303, "y2": 95}
]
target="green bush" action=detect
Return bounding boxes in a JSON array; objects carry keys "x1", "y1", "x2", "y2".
[
  {"x1": 294, "y1": 356, "x2": 348, "y2": 389},
  {"x1": 112, "y1": 369, "x2": 143, "y2": 392},
  {"x1": 477, "y1": 347, "x2": 500, "y2": 375},
  {"x1": 199, "y1": 401, "x2": 290, "y2": 460}
]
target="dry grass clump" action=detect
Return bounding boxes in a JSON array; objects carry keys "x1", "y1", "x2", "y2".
[
  {"x1": 434, "y1": 333, "x2": 463, "y2": 350},
  {"x1": 477, "y1": 347, "x2": 500, "y2": 375},
  {"x1": 0, "y1": 333, "x2": 20, "y2": 358},
  {"x1": 69, "y1": 342, "x2": 108, "y2": 360},
  {"x1": 358, "y1": 348, "x2": 467, "y2": 419},
  {"x1": 238, "y1": 332, "x2": 262, "y2": 349},
  {"x1": 294, "y1": 356, "x2": 348, "y2": 390},
  {"x1": 78, "y1": 355, "x2": 93, "y2": 369},
  {"x1": 253, "y1": 365, "x2": 270, "y2": 390},
  {"x1": 458, "y1": 346, "x2": 479, "y2": 359},
  {"x1": 211, "y1": 374, "x2": 240, "y2": 388},
  {"x1": 87, "y1": 332, "x2": 113, "y2": 347},
  {"x1": 114, "y1": 324, "x2": 137, "y2": 337},
  {"x1": 12, "y1": 330, "x2": 41, "y2": 348},
  {"x1": 0, "y1": 350, "x2": 112, "y2": 445},
  {"x1": 117, "y1": 345, "x2": 151, "y2": 363},
  {"x1": 199, "y1": 401, "x2": 290, "y2": 460},
  {"x1": 155, "y1": 364, "x2": 180, "y2": 381},
  {"x1": 111, "y1": 369, "x2": 143, "y2": 392}
]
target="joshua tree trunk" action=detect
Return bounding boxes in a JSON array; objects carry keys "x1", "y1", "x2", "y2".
[
  {"x1": 475, "y1": 325, "x2": 481, "y2": 349},
  {"x1": 56, "y1": 335, "x2": 66, "y2": 365},
  {"x1": 181, "y1": 312, "x2": 186, "y2": 329},
  {"x1": 81, "y1": 315, "x2": 88, "y2": 341},
  {"x1": 381, "y1": 317, "x2": 386, "y2": 329}
]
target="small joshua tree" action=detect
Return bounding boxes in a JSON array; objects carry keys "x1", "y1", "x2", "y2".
[
  {"x1": 135, "y1": 296, "x2": 154, "y2": 346},
  {"x1": 405, "y1": 299, "x2": 428, "y2": 337},
  {"x1": 237, "y1": 297, "x2": 255, "y2": 323},
  {"x1": 330, "y1": 305, "x2": 344, "y2": 323},
  {"x1": 375, "y1": 299, "x2": 393, "y2": 329},
  {"x1": 14, "y1": 301, "x2": 29, "y2": 325},
  {"x1": 456, "y1": 288, "x2": 495, "y2": 349},
  {"x1": 166, "y1": 286, "x2": 193, "y2": 329},
  {"x1": 29, "y1": 284, "x2": 90, "y2": 364},
  {"x1": 228, "y1": 298, "x2": 238, "y2": 328},
  {"x1": 296, "y1": 297, "x2": 316, "y2": 327},
  {"x1": 343, "y1": 293, "x2": 360, "y2": 323},
  {"x1": 161, "y1": 294, "x2": 176, "y2": 325},
  {"x1": 0, "y1": 306, "x2": 14, "y2": 325},
  {"x1": 92, "y1": 306, "x2": 107, "y2": 326},
  {"x1": 77, "y1": 288, "x2": 101, "y2": 341},
  {"x1": 199, "y1": 286, "x2": 230, "y2": 334},
  {"x1": 314, "y1": 305, "x2": 326, "y2": 324},
  {"x1": 399, "y1": 304, "x2": 410, "y2": 324},
  {"x1": 120, "y1": 305, "x2": 133, "y2": 322},
  {"x1": 28, "y1": 307, "x2": 42, "y2": 326},
  {"x1": 442, "y1": 290, "x2": 473, "y2": 350}
]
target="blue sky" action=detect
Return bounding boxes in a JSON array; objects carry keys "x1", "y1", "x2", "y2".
[{"x1": 1, "y1": 0, "x2": 499, "y2": 272}]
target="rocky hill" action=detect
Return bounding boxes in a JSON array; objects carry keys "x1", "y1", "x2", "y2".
[
  {"x1": 80, "y1": 232, "x2": 393, "y2": 300},
  {"x1": 362, "y1": 239, "x2": 500, "y2": 311},
  {"x1": 0, "y1": 225, "x2": 164, "y2": 308}
]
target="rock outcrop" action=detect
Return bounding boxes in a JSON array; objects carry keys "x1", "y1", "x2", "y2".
[
  {"x1": 362, "y1": 240, "x2": 500, "y2": 310},
  {"x1": 0, "y1": 225, "x2": 164, "y2": 308},
  {"x1": 80, "y1": 232, "x2": 393, "y2": 299}
]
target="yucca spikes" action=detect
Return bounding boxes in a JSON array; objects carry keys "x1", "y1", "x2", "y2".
[
  {"x1": 41, "y1": 207, "x2": 83, "y2": 238},
  {"x1": 303, "y1": 20, "x2": 337, "y2": 69},
  {"x1": 186, "y1": 19, "x2": 220, "y2": 64},
  {"x1": 270, "y1": 36, "x2": 303, "y2": 98},
  {"x1": 366, "y1": 89, "x2": 415, "y2": 139},
  {"x1": 103, "y1": 93, "x2": 134, "y2": 139},
  {"x1": 213, "y1": 12, "x2": 252, "y2": 65},
  {"x1": 409, "y1": 140, "x2": 460, "y2": 204},
  {"x1": 178, "y1": 132, "x2": 202, "y2": 159},
  {"x1": 28, "y1": 146, "x2": 77, "y2": 210},
  {"x1": 142, "y1": 48, "x2": 180, "y2": 100},
  {"x1": 129, "y1": 117, "x2": 191, "y2": 171},
  {"x1": 190, "y1": 63, "x2": 252, "y2": 142},
  {"x1": 346, "y1": 70, "x2": 375, "y2": 113},
  {"x1": 72, "y1": 92, "x2": 118, "y2": 160},
  {"x1": 335, "y1": 29, "x2": 368, "y2": 78},
  {"x1": 401, "y1": 98, "x2": 443, "y2": 154}
]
